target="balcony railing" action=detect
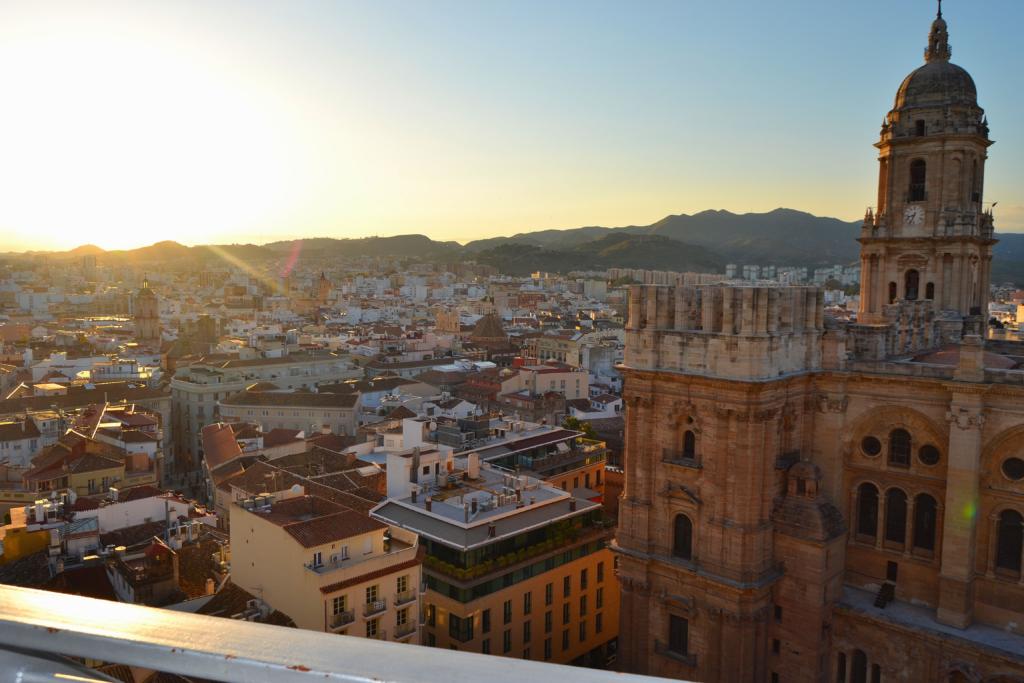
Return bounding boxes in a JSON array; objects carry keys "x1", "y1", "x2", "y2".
[
  {"x1": 395, "y1": 589, "x2": 417, "y2": 606},
  {"x1": 366, "y1": 629, "x2": 388, "y2": 641},
  {"x1": 394, "y1": 621, "x2": 417, "y2": 639},
  {"x1": 0, "y1": 584, "x2": 677, "y2": 682},
  {"x1": 364, "y1": 599, "x2": 387, "y2": 617},
  {"x1": 330, "y1": 609, "x2": 355, "y2": 630}
]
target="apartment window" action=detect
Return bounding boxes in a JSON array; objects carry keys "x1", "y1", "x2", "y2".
[
  {"x1": 449, "y1": 614, "x2": 474, "y2": 643},
  {"x1": 427, "y1": 632, "x2": 436, "y2": 647},
  {"x1": 501, "y1": 599, "x2": 512, "y2": 624},
  {"x1": 366, "y1": 618, "x2": 380, "y2": 638},
  {"x1": 312, "y1": 551, "x2": 323, "y2": 568},
  {"x1": 482, "y1": 608, "x2": 491, "y2": 634},
  {"x1": 482, "y1": 639, "x2": 490, "y2": 655},
  {"x1": 503, "y1": 629, "x2": 512, "y2": 654},
  {"x1": 332, "y1": 595, "x2": 348, "y2": 615},
  {"x1": 523, "y1": 620, "x2": 531, "y2": 643},
  {"x1": 573, "y1": 477, "x2": 579, "y2": 489},
  {"x1": 580, "y1": 568, "x2": 588, "y2": 590},
  {"x1": 585, "y1": 473, "x2": 591, "y2": 489},
  {"x1": 397, "y1": 607, "x2": 409, "y2": 626},
  {"x1": 563, "y1": 575, "x2": 571, "y2": 598},
  {"x1": 562, "y1": 603, "x2": 570, "y2": 625},
  {"x1": 668, "y1": 615, "x2": 688, "y2": 655},
  {"x1": 339, "y1": 545, "x2": 349, "y2": 560},
  {"x1": 523, "y1": 647, "x2": 531, "y2": 660},
  {"x1": 366, "y1": 585, "x2": 379, "y2": 603},
  {"x1": 774, "y1": 605, "x2": 783, "y2": 623},
  {"x1": 579, "y1": 620, "x2": 586, "y2": 642},
  {"x1": 772, "y1": 638, "x2": 780, "y2": 654},
  {"x1": 544, "y1": 638, "x2": 552, "y2": 660},
  {"x1": 595, "y1": 612, "x2": 603, "y2": 634},
  {"x1": 561, "y1": 630, "x2": 569, "y2": 651},
  {"x1": 579, "y1": 595, "x2": 587, "y2": 617},
  {"x1": 426, "y1": 604, "x2": 436, "y2": 627},
  {"x1": 523, "y1": 591, "x2": 532, "y2": 615},
  {"x1": 544, "y1": 611, "x2": 552, "y2": 634},
  {"x1": 597, "y1": 562, "x2": 605, "y2": 583},
  {"x1": 771, "y1": 674, "x2": 779, "y2": 683},
  {"x1": 545, "y1": 583, "x2": 553, "y2": 606}
]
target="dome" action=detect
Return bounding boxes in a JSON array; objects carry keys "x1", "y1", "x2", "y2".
[
  {"x1": 893, "y1": 12, "x2": 977, "y2": 111},
  {"x1": 894, "y1": 60, "x2": 977, "y2": 110}
]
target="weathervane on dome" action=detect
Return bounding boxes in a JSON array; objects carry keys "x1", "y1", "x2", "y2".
[{"x1": 937, "y1": 0, "x2": 942, "y2": 19}]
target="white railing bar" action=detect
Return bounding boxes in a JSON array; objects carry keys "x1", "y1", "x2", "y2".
[{"x1": 0, "y1": 585, "x2": 676, "y2": 683}]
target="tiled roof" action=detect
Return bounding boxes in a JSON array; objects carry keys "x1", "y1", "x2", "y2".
[
  {"x1": 196, "y1": 580, "x2": 296, "y2": 627},
  {"x1": 44, "y1": 564, "x2": 116, "y2": 601},
  {"x1": 256, "y1": 495, "x2": 386, "y2": 548},
  {"x1": 263, "y1": 428, "x2": 303, "y2": 449},
  {"x1": 201, "y1": 423, "x2": 243, "y2": 470},
  {"x1": 0, "y1": 419, "x2": 41, "y2": 442}
]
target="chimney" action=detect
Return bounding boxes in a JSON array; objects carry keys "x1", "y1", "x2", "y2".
[
  {"x1": 569, "y1": 498, "x2": 577, "y2": 512},
  {"x1": 487, "y1": 522, "x2": 496, "y2": 538},
  {"x1": 425, "y1": 496, "x2": 432, "y2": 512}
]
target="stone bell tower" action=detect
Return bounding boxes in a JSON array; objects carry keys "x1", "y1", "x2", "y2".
[{"x1": 858, "y1": 6, "x2": 995, "y2": 324}]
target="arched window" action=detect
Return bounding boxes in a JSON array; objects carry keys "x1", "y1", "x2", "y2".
[
  {"x1": 995, "y1": 509, "x2": 1023, "y2": 575},
  {"x1": 909, "y1": 160, "x2": 927, "y2": 202},
  {"x1": 885, "y1": 489, "x2": 908, "y2": 544},
  {"x1": 925, "y1": 282, "x2": 935, "y2": 300},
  {"x1": 857, "y1": 483, "x2": 879, "y2": 538},
  {"x1": 913, "y1": 494, "x2": 938, "y2": 551},
  {"x1": 971, "y1": 159, "x2": 980, "y2": 203},
  {"x1": 871, "y1": 664, "x2": 881, "y2": 683},
  {"x1": 836, "y1": 652, "x2": 847, "y2": 683},
  {"x1": 851, "y1": 650, "x2": 868, "y2": 683},
  {"x1": 915, "y1": 120, "x2": 926, "y2": 137},
  {"x1": 904, "y1": 270, "x2": 920, "y2": 301},
  {"x1": 888, "y1": 282, "x2": 897, "y2": 304},
  {"x1": 682, "y1": 430, "x2": 696, "y2": 459},
  {"x1": 889, "y1": 429, "x2": 911, "y2": 467},
  {"x1": 673, "y1": 514, "x2": 693, "y2": 561}
]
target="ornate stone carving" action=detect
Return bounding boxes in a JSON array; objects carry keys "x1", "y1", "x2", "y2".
[
  {"x1": 816, "y1": 393, "x2": 849, "y2": 414},
  {"x1": 946, "y1": 409, "x2": 985, "y2": 430}
]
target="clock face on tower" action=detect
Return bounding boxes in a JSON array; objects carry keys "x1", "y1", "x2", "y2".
[{"x1": 903, "y1": 205, "x2": 924, "y2": 227}]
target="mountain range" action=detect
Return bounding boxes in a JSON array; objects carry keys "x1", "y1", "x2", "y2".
[{"x1": 6, "y1": 208, "x2": 1023, "y2": 285}]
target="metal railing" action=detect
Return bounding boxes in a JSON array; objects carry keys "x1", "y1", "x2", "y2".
[
  {"x1": 330, "y1": 609, "x2": 355, "y2": 630},
  {"x1": 363, "y1": 599, "x2": 387, "y2": 617},
  {"x1": 395, "y1": 589, "x2": 417, "y2": 606},
  {"x1": 394, "y1": 621, "x2": 417, "y2": 639},
  {"x1": 0, "y1": 584, "x2": 679, "y2": 683}
]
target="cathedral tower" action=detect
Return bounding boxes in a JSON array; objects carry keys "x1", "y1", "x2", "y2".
[
  {"x1": 134, "y1": 277, "x2": 161, "y2": 345},
  {"x1": 859, "y1": 7, "x2": 995, "y2": 324}
]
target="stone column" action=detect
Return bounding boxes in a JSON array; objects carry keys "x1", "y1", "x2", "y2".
[{"x1": 936, "y1": 391, "x2": 984, "y2": 628}]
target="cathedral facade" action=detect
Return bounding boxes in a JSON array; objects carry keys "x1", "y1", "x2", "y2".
[{"x1": 615, "y1": 10, "x2": 1024, "y2": 683}]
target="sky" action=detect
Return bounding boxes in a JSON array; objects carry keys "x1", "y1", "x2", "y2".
[{"x1": 0, "y1": 0, "x2": 1021, "y2": 252}]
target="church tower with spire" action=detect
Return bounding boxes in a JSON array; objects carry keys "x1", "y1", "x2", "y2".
[
  {"x1": 134, "y1": 277, "x2": 161, "y2": 346},
  {"x1": 859, "y1": 5, "x2": 995, "y2": 324}
]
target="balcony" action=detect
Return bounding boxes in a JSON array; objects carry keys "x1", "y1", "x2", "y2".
[
  {"x1": 304, "y1": 538, "x2": 414, "y2": 575},
  {"x1": 330, "y1": 609, "x2": 355, "y2": 631},
  {"x1": 395, "y1": 589, "x2": 417, "y2": 606},
  {"x1": 366, "y1": 629, "x2": 388, "y2": 641},
  {"x1": 394, "y1": 621, "x2": 417, "y2": 639},
  {"x1": 364, "y1": 599, "x2": 388, "y2": 617},
  {"x1": 0, "y1": 584, "x2": 678, "y2": 682}
]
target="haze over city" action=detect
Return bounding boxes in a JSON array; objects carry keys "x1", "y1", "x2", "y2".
[
  {"x1": 2, "y1": 3, "x2": 1024, "y2": 682},
  {"x1": 1, "y1": 0, "x2": 1023, "y2": 252}
]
